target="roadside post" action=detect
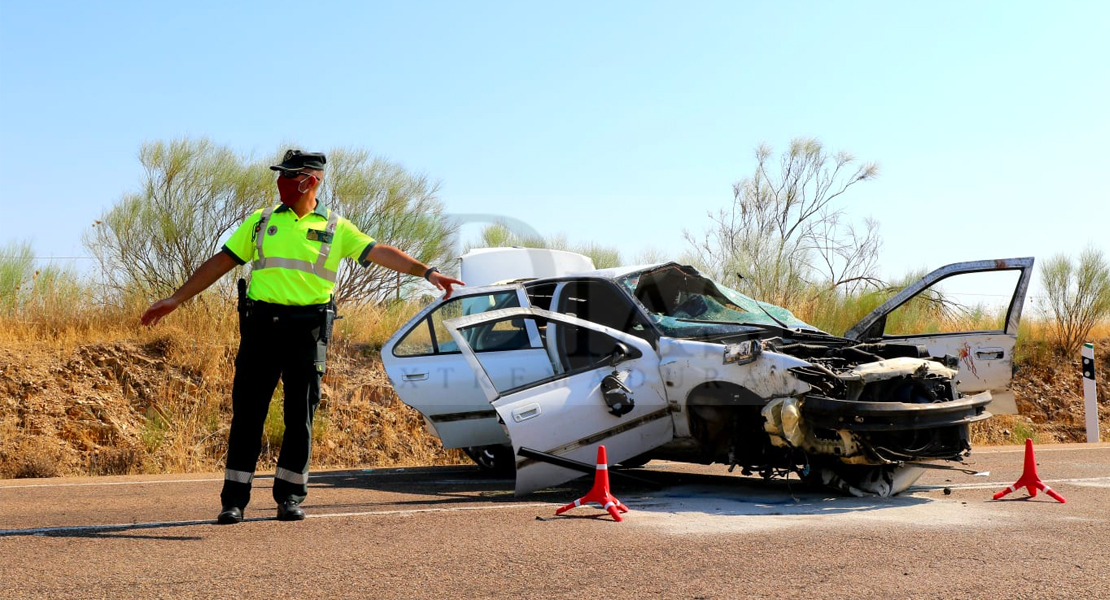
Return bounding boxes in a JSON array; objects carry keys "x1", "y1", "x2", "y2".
[{"x1": 1083, "y1": 343, "x2": 1099, "y2": 443}]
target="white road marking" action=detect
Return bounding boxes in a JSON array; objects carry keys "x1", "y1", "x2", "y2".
[
  {"x1": 911, "y1": 476, "x2": 1110, "y2": 492},
  {"x1": 0, "y1": 502, "x2": 557, "y2": 537},
  {"x1": 3, "y1": 447, "x2": 1106, "y2": 490},
  {"x1": 0, "y1": 477, "x2": 229, "y2": 489},
  {"x1": 973, "y1": 444, "x2": 1110, "y2": 454},
  {"x1": 0, "y1": 469, "x2": 479, "y2": 490}
]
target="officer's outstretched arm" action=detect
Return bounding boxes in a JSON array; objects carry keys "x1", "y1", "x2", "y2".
[
  {"x1": 366, "y1": 244, "x2": 465, "y2": 299},
  {"x1": 141, "y1": 252, "x2": 238, "y2": 326}
]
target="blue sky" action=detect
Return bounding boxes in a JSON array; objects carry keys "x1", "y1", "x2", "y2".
[{"x1": 1, "y1": 1, "x2": 1107, "y2": 304}]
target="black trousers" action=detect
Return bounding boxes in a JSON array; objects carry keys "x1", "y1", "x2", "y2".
[{"x1": 220, "y1": 301, "x2": 331, "y2": 509}]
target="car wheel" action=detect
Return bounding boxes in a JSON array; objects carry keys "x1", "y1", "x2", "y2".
[
  {"x1": 463, "y1": 445, "x2": 516, "y2": 476},
  {"x1": 806, "y1": 463, "x2": 926, "y2": 498}
]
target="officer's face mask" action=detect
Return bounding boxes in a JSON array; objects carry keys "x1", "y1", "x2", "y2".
[{"x1": 276, "y1": 172, "x2": 317, "y2": 206}]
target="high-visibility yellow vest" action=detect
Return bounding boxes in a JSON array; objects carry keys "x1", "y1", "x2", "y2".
[{"x1": 223, "y1": 202, "x2": 375, "y2": 305}]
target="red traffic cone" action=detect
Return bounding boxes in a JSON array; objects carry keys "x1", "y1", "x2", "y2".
[
  {"x1": 555, "y1": 445, "x2": 629, "y2": 522},
  {"x1": 992, "y1": 438, "x2": 1066, "y2": 503}
]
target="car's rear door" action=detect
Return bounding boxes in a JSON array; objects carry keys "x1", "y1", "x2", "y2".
[
  {"x1": 445, "y1": 307, "x2": 674, "y2": 495},
  {"x1": 381, "y1": 285, "x2": 551, "y2": 449},
  {"x1": 845, "y1": 257, "x2": 1034, "y2": 414}
]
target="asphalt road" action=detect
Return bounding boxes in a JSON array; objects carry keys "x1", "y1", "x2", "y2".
[{"x1": 2, "y1": 443, "x2": 1109, "y2": 600}]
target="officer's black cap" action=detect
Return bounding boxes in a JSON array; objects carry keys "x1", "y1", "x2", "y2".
[{"x1": 270, "y1": 149, "x2": 327, "y2": 173}]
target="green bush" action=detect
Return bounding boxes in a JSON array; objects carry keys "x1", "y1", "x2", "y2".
[{"x1": 1040, "y1": 246, "x2": 1110, "y2": 355}]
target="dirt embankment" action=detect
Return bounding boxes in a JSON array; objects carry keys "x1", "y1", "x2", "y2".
[
  {"x1": 1, "y1": 338, "x2": 1107, "y2": 478},
  {"x1": 1003, "y1": 341, "x2": 1110, "y2": 442},
  {"x1": 0, "y1": 338, "x2": 462, "y2": 478}
]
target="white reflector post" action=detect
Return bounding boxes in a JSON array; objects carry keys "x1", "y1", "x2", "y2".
[{"x1": 1083, "y1": 343, "x2": 1100, "y2": 443}]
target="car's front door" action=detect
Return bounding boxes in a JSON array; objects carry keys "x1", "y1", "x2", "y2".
[
  {"x1": 445, "y1": 308, "x2": 674, "y2": 495},
  {"x1": 845, "y1": 257, "x2": 1034, "y2": 414},
  {"x1": 381, "y1": 286, "x2": 552, "y2": 449}
]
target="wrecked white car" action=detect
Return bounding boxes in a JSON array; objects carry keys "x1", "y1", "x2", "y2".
[{"x1": 382, "y1": 257, "x2": 1033, "y2": 497}]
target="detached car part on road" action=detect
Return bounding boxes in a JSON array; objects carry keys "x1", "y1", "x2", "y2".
[{"x1": 382, "y1": 257, "x2": 1033, "y2": 497}]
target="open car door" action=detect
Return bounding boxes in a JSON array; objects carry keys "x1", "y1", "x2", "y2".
[
  {"x1": 845, "y1": 257, "x2": 1034, "y2": 414},
  {"x1": 381, "y1": 285, "x2": 550, "y2": 449},
  {"x1": 445, "y1": 307, "x2": 674, "y2": 495}
]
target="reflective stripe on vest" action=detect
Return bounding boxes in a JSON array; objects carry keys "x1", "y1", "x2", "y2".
[{"x1": 251, "y1": 206, "x2": 340, "y2": 282}]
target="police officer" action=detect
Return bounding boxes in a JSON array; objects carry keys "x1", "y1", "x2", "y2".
[{"x1": 141, "y1": 149, "x2": 463, "y2": 524}]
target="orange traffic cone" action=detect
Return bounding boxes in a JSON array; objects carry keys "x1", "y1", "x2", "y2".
[
  {"x1": 555, "y1": 445, "x2": 629, "y2": 522},
  {"x1": 992, "y1": 438, "x2": 1066, "y2": 503}
]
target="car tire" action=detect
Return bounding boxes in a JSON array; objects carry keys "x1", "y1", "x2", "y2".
[
  {"x1": 463, "y1": 444, "x2": 516, "y2": 476},
  {"x1": 805, "y1": 463, "x2": 926, "y2": 497}
]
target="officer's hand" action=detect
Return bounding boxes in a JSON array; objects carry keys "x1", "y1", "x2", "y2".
[
  {"x1": 429, "y1": 272, "x2": 465, "y2": 300},
  {"x1": 141, "y1": 298, "x2": 180, "y2": 327}
]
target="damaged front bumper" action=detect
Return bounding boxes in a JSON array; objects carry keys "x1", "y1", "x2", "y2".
[
  {"x1": 801, "y1": 391, "x2": 994, "y2": 431},
  {"x1": 762, "y1": 391, "x2": 993, "y2": 466}
]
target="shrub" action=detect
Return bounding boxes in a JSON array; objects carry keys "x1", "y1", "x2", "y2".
[{"x1": 1040, "y1": 246, "x2": 1110, "y2": 355}]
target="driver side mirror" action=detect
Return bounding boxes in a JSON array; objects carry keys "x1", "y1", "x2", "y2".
[{"x1": 609, "y1": 341, "x2": 641, "y2": 366}]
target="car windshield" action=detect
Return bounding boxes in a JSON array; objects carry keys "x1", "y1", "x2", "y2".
[{"x1": 618, "y1": 263, "x2": 816, "y2": 337}]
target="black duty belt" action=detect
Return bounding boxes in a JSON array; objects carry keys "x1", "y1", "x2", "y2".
[{"x1": 250, "y1": 300, "x2": 329, "y2": 318}]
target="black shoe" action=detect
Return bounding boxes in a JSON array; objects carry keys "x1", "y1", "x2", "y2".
[
  {"x1": 217, "y1": 506, "x2": 243, "y2": 525},
  {"x1": 276, "y1": 500, "x2": 306, "y2": 521}
]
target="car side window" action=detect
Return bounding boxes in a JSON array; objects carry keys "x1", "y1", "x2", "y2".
[
  {"x1": 552, "y1": 318, "x2": 626, "y2": 372},
  {"x1": 394, "y1": 291, "x2": 535, "y2": 356},
  {"x1": 557, "y1": 280, "x2": 655, "y2": 344},
  {"x1": 460, "y1": 316, "x2": 632, "y2": 395}
]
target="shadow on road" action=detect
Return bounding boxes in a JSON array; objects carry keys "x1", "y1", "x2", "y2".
[
  {"x1": 308, "y1": 463, "x2": 933, "y2": 518},
  {"x1": 307, "y1": 465, "x2": 574, "y2": 511},
  {"x1": 0, "y1": 519, "x2": 210, "y2": 540}
]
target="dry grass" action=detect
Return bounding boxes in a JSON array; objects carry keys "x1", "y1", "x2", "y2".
[
  {"x1": 333, "y1": 300, "x2": 425, "y2": 351},
  {"x1": 792, "y1": 288, "x2": 1009, "y2": 337}
]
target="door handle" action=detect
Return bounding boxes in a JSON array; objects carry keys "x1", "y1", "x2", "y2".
[
  {"x1": 403, "y1": 372, "x2": 429, "y2": 381},
  {"x1": 511, "y1": 403, "x2": 542, "y2": 423},
  {"x1": 975, "y1": 348, "x2": 1004, "y2": 360}
]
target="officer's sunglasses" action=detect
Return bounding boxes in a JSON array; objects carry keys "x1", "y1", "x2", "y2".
[{"x1": 280, "y1": 170, "x2": 313, "y2": 179}]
